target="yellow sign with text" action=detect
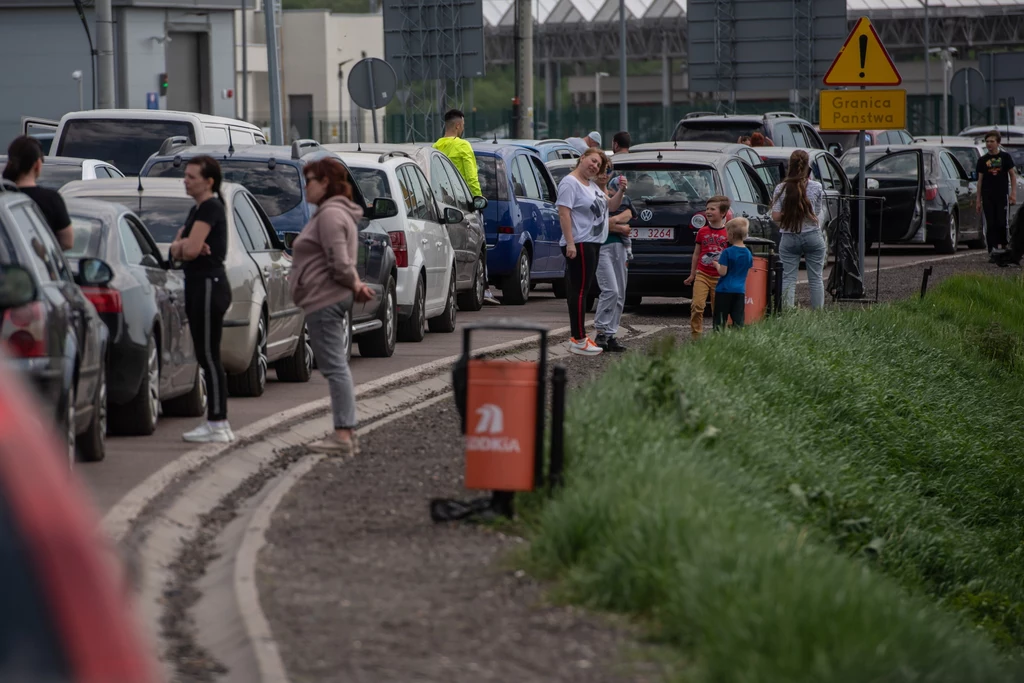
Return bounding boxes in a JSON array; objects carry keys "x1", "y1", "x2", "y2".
[{"x1": 819, "y1": 89, "x2": 906, "y2": 131}]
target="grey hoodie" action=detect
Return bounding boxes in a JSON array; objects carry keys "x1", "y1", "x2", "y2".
[{"x1": 289, "y1": 195, "x2": 364, "y2": 313}]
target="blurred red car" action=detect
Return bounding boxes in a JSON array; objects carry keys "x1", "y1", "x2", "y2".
[{"x1": 0, "y1": 356, "x2": 161, "y2": 683}]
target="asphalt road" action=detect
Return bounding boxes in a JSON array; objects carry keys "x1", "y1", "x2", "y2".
[{"x1": 78, "y1": 243, "x2": 983, "y2": 514}]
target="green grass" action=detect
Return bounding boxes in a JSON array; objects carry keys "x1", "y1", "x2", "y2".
[{"x1": 524, "y1": 274, "x2": 1024, "y2": 682}]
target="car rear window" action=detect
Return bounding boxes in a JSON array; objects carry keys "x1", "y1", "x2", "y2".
[
  {"x1": 819, "y1": 132, "x2": 865, "y2": 153},
  {"x1": 350, "y1": 168, "x2": 391, "y2": 203},
  {"x1": 64, "y1": 215, "x2": 104, "y2": 257},
  {"x1": 83, "y1": 196, "x2": 193, "y2": 243},
  {"x1": 673, "y1": 120, "x2": 765, "y2": 143},
  {"x1": 474, "y1": 155, "x2": 509, "y2": 202},
  {"x1": 58, "y1": 119, "x2": 195, "y2": 176},
  {"x1": 548, "y1": 165, "x2": 572, "y2": 185},
  {"x1": 146, "y1": 160, "x2": 302, "y2": 218},
  {"x1": 36, "y1": 164, "x2": 84, "y2": 191},
  {"x1": 615, "y1": 164, "x2": 717, "y2": 204}
]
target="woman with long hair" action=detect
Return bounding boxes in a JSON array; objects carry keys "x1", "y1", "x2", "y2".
[
  {"x1": 771, "y1": 149, "x2": 827, "y2": 309},
  {"x1": 170, "y1": 155, "x2": 234, "y2": 443},
  {"x1": 556, "y1": 148, "x2": 625, "y2": 355},
  {"x1": 289, "y1": 157, "x2": 374, "y2": 455},
  {"x1": 3, "y1": 135, "x2": 74, "y2": 249}
]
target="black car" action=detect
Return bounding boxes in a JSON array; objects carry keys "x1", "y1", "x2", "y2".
[
  {"x1": 63, "y1": 198, "x2": 206, "y2": 436},
  {"x1": 672, "y1": 111, "x2": 827, "y2": 149},
  {"x1": 0, "y1": 186, "x2": 110, "y2": 465},
  {"x1": 840, "y1": 144, "x2": 982, "y2": 253},
  {"x1": 609, "y1": 150, "x2": 775, "y2": 305}
]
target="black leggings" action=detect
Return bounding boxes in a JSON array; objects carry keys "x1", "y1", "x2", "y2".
[
  {"x1": 562, "y1": 242, "x2": 601, "y2": 340},
  {"x1": 185, "y1": 272, "x2": 231, "y2": 421},
  {"x1": 983, "y1": 193, "x2": 1009, "y2": 250},
  {"x1": 713, "y1": 292, "x2": 746, "y2": 331}
]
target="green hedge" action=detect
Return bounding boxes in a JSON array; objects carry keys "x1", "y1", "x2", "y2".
[{"x1": 526, "y1": 274, "x2": 1024, "y2": 682}]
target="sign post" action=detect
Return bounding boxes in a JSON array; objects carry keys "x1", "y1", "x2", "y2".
[{"x1": 822, "y1": 17, "x2": 903, "y2": 291}]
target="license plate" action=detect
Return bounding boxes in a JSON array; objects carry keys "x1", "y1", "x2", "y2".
[{"x1": 631, "y1": 227, "x2": 674, "y2": 240}]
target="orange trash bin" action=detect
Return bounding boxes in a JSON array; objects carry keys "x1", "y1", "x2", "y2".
[{"x1": 743, "y1": 256, "x2": 770, "y2": 323}]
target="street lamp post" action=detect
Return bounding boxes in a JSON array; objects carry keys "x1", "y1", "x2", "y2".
[
  {"x1": 923, "y1": 0, "x2": 930, "y2": 130},
  {"x1": 71, "y1": 70, "x2": 84, "y2": 111},
  {"x1": 930, "y1": 46, "x2": 957, "y2": 135},
  {"x1": 595, "y1": 71, "x2": 609, "y2": 136}
]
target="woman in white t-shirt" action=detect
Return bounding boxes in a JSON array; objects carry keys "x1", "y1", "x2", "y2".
[
  {"x1": 771, "y1": 150, "x2": 827, "y2": 310},
  {"x1": 557, "y1": 149, "x2": 625, "y2": 355}
]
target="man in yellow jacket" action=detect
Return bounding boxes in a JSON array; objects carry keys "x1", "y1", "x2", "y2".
[{"x1": 434, "y1": 108, "x2": 499, "y2": 304}]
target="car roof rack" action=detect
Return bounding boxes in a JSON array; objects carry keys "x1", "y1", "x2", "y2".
[
  {"x1": 684, "y1": 111, "x2": 716, "y2": 119},
  {"x1": 378, "y1": 150, "x2": 411, "y2": 163},
  {"x1": 291, "y1": 139, "x2": 321, "y2": 159},
  {"x1": 158, "y1": 135, "x2": 191, "y2": 156},
  {"x1": 764, "y1": 112, "x2": 798, "y2": 119}
]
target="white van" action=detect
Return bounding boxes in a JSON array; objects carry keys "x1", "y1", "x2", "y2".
[{"x1": 21, "y1": 110, "x2": 266, "y2": 177}]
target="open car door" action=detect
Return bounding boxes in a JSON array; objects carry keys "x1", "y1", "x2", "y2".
[
  {"x1": 21, "y1": 117, "x2": 59, "y2": 155},
  {"x1": 851, "y1": 149, "x2": 923, "y2": 244}
]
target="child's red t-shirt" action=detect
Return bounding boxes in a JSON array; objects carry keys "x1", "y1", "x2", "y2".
[{"x1": 695, "y1": 224, "x2": 729, "y2": 277}]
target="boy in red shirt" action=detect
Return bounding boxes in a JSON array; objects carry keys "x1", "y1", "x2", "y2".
[{"x1": 684, "y1": 195, "x2": 730, "y2": 338}]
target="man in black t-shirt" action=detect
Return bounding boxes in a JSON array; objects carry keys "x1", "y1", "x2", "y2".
[{"x1": 975, "y1": 130, "x2": 1017, "y2": 252}]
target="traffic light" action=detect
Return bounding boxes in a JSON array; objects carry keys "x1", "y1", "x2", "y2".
[{"x1": 158, "y1": 73, "x2": 168, "y2": 96}]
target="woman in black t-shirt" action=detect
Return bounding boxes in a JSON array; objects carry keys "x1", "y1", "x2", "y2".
[
  {"x1": 169, "y1": 155, "x2": 234, "y2": 444},
  {"x1": 3, "y1": 135, "x2": 74, "y2": 250}
]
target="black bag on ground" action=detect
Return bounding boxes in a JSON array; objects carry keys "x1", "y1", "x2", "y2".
[{"x1": 826, "y1": 201, "x2": 865, "y2": 299}]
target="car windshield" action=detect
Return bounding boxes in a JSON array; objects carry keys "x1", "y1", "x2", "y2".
[
  {"x1": 58, "y1": 119, "x2": 195, "y2": 176},
  {"x1": 64, "y1": 215, "x2": 104, "y2": 257},
  {"x1": 614, "y1": 165, "x2": 716, "y2": 203},
  {"x1": 82, "y1": 195, "x2": 193, "y2": 243},
  {"x1": 548, "y1": 165, "x2": 572, "y2": 185},
  {"x1": 674, "y1": 121, "x2": 765, "y2": 143},
  {"x1": 36, "y1": 164, "x2": 84, "y2": 191},
  {"x1": 350, "y1": 168, "x2": 391, "y2": 202},
  {"x1": 146, "y1": 159, "x2": 302, "y2": 217}
]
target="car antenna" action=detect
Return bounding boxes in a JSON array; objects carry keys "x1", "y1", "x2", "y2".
[
  {"x1": 227, "y1": 126, "x2": 235, "y2": 157},
  {"x1": 136, "y1": 175, "x2": 144, "y2": 214},
  {"x1": 657, "y1": 151, "x2": 663, "y2": 161},
  {"x1": 357, "y1": 141, "x2": 362, "y2": 152},
  {"x1": 673, "y1": 140, "x2": 678, "y2": 149},
  {"x1": 493, "y1": 132, "x2": 498, "y2": 144}
]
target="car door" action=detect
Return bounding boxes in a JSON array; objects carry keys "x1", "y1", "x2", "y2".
[
  {"x1": 232, "y1": 191, "x2": 295, "y2": 361},
  {"x1": 859, "y1": 150, "x2": 924, "y2": 243},
  {"x1": 529, "y1": 155, "x2": 564, "y2": 278},
  {"x1": 399, "y1": 164, "x2": 446, "y2": 307},
  {"x1": 941, "y1": 150, "x2": 976, "y2": 235},
  {"x1": 510, "y1": 153, "x2": 548, "y2": 273},
  {"x1": 429, "y1": 153, "x2": 472, "y2": 286},
  {"x1": 122, "y1": 213, "x2": 192, "y2": 391}
]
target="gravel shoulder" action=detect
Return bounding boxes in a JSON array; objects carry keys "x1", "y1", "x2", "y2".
[{"x1": 256, "y1": 251, "x2": 1015, "y2": 683}]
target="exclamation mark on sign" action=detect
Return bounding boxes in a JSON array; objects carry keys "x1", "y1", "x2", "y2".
[{"x1": 858, "y1": 34, "x2": 868, "y2": 78}]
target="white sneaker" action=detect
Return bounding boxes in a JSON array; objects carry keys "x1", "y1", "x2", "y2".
[
  {"x1": 182, "y1": 422, "x2": 235, "y2": 443},
  {"x1": 568, "y1": 337, "x2": 603, "y2": 356},
  {"x1": 484, "y1": 290, "x2": 501, "y2": 305}
]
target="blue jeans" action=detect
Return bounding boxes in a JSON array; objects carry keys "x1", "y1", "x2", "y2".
[{"x1": 780, "y1": 229, "x2": 826, "y2": 310}]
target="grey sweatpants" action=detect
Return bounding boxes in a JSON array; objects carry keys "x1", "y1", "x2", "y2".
[
  {"x1": 595, "y1": 241, "x2": 627, "y2": 336},
  {"x1": 305, "y1": 301, "x2": 357, "y2": 430}
]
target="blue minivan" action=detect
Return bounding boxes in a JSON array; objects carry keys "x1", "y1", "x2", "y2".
[{"x1": 471, "y1": 143, "x2": 565, "y2": 304}]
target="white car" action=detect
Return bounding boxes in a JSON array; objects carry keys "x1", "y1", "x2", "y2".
[
  {"x1": 0, "y1": 155, "x2": 124, "y2": 190},
  {"x1": 338, "y1": 152, "x2": 460, "y2": 343}
]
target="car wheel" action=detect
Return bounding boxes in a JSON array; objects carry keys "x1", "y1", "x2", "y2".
[
  {"x1": 228, "y1": 314, "x2": 268, "y2": 397},
  {"x1": 457, "y1": 255, "x2": 485, "y2": 312},
  {"x1": 398, "y1": 275, "x2": 426, "y2": 343},
  {"x1": 78, "y1": 362, "x2": 107, "y2": 463},
  {"x1": 110, "y1": 335, "x2": 160, "y2": 436},
  {"x1": 502, "y1": 248, "x2": 530, "y2": 305},
  {"x1": 358, "y1": 276, "x2": 397, "y2": 358},
  {"x1": 164, "y1": 364, "x2": 207, "y2": 418},
  {"x1": 276, "y1": 323, "x2": 314, "y2": 382},
  {"x1": 428, "y1": 269, "x2": 457, "y2": 333},
  {"x1": 935, "y1": 213, "x2": 958, "y2": 254}
]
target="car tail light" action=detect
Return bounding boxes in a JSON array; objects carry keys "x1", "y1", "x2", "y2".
[
  {"x1": 2, "y1": 302, "x2": 46, "y2": 358},
  {"x1": 80, "y1": 286, "x2": 123, "y2": 314},
  {"x1": 498, "y1": 225, "x2": 515, "y2": 234},
  {"x1": 924, "y1": 185, "x2": 938, "y2": 201},
  {"x1": 388, "y1": 230, "x2": 408, "y2": 268}
]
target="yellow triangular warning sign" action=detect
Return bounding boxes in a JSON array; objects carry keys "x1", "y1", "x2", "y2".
[{"x1": 823, "y1": 17, "x2": 902, "y2": 87}]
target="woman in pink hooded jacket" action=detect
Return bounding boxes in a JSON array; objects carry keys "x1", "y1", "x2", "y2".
[{"x1": 290, "y1": 158, "x2": 374, "y2": 456}]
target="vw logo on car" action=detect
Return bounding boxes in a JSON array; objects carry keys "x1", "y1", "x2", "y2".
[{"x1": 640, "y1": 209, "x2": 653, "y2": 222}]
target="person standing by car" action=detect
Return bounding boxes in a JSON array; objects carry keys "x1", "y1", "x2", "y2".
[
  {"x1": 684, "y1": 196, "x2": 730, "y2": 338},
  {"x1": 290, "y1": 158, "x2": 375, "y2": 456},
  {"x1": 612, "y1": 131, "x2": 631, "y2": 155},
  {"x1": 566, "y1": 131, "x2": 603, "y2": 155},
  {"x1": 558, "y1": 149, "x2": 623, "y2": 356},
  {"x1": 434, "y1": 108, "x2": 500, "y2": 306},
  {"x1": 170, "y1": 156, "x2": 234, "y2": 444},
  {"x1": 771, "y1": 150, "x2": 826, "y2": 310},
  {"x1": 594, "y1": 160, "x2": 632, "y2": 352},
  {"x1": 976, "y1": 130, "x2": 1018, "y2": 252},
  {"x1": 2, "y1": 135, "x2": 73, "y2": 250}
]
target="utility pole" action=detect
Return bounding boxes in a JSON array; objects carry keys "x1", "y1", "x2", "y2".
[
  {"x1": 96, "y1": 0, "x2": 115, "y2": 108},
  {"x1": 264, "y1": 0, "x2": 284, "y2": 144},
  {"x1": 595, "y1": 71, "x2": 609, "y2": 135},
  {"x1": 242, "y1": 0, "x2": 248, "y2": 120},
  {"x1": 514, "y1": 0, "x2": 534, "y2": 138},
  {"x1": 923, "y1": 0, "x2": 930, "y2": 132},
  {"x1": 618, "y1": 0, "x2": 627, "y2": 132}
]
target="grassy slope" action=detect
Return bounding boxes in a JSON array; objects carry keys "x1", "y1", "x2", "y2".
[{"x1": 526, "y1": 274, "x2": 1024, "y2": 682}]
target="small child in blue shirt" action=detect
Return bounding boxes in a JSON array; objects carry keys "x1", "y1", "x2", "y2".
[{"x1": 713, "y1": 218, "x2": 754, "y2": 330}]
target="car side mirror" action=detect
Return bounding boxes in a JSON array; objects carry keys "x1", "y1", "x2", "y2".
[
  {"x1": 283, "y1": 231, "x2": 300, "y2": 250},
  {"x1": 140, "y1": 253, "x2": 162, "y2": 269},
  {"x1": 828, "y1": 143, "x2": 844, "y2": 157},
  {"x1": 472, "y1": 195, "x2": 488, "y2": 211},
  {"x1": 866, "y1": 178, "x2": 880, "y2": 190},
  {"x1": 76, "y1": 258, "x2": 114, "y2": 287},
  {"x1": 443, "y1": 207, "x2": 465, "y2": 225},
  {"x1": 370, "y1": 197, "x2": 399, "y2": 220},
  {"x1": 0, "y1": 264, "x2": 36, "y2": 309}
]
